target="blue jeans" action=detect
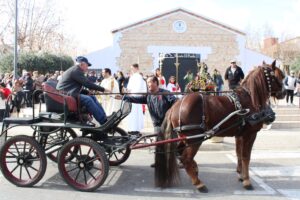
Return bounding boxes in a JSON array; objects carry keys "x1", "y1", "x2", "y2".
[{"x1": 80, "y1": 94, "x2": 107, "y2": 124}]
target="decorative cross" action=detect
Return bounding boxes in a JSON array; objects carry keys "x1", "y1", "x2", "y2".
[{"x1": 174, "y1": 53, "x2": 180, "y2": 83}]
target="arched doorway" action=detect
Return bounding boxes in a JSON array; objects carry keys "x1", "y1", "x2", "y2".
[{"x1": 160, "y1": 53, "x2": 200, "y2": 90}]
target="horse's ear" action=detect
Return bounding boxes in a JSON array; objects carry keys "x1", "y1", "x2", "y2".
[{"x1": 271, "y1": 60, "x2": 276, "y2": 70}]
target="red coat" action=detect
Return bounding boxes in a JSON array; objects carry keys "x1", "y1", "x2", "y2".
[{"x1": 0, "y1": 88, "x2": 12, "y2": 99}]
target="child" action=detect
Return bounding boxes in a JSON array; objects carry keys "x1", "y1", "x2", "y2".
[{"x1": 167, "y1": 76, "x2": 181, "y2": 97}]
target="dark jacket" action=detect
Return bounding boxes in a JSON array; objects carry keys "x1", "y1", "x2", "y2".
[
  {"x1": 57, "y1": 65, "x2": 105, "y2": 96},
  {"x1": 117, "y1": 76, "x2": 125, "y2": 93},
  {"x1": 124, "y1": 88, "x2": 177, "y2": 127},
  {"x1": 224, "y1": 66, "x2": 244, "y2": 89},
  {"x1": 24, "y1": 76, "x2": 34, "y2": 91}
]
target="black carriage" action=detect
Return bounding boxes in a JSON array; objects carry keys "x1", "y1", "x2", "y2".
[{"x1": 0, "y1": 82, "x2": 133, "y2": 191}]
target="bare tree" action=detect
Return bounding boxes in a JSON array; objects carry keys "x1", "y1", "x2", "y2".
[
  {"x1": 245, "y1": 23, "x2": 275, "y2": 51},
  {"x1": 245, "y1": 24, "x2": 263, "y2": 51},
  {"x1": 0, "y1": 0, "x2": 76, "y2": 55}
]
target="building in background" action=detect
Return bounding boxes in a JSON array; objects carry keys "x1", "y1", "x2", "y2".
[
  {"x1": 87, "y1": 8, "x2": 274, "y2": 89},
  {"x1": 262, "y1": 37, "x2": 300, "y2": 74}
]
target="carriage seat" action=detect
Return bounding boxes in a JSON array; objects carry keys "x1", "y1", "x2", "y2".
[{"x1": 43, "y1": 81, "x2": 78, "y2": 114}]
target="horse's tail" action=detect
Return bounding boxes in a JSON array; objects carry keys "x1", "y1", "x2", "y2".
[{"x1": 155, "y1": 111, "x2": 180, "y2": 188}]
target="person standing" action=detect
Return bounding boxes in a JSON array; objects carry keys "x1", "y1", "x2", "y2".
[
  {"x1": 212, "y1": 69, "x2": 224, "y2": 96},
  {"x1": 120, "y1": 76, "x2": 176, "y2": 132},
  {"x1": 100, "y1": 68, "x2": 120, "y2": 115},
  {"x1": 24, "y1": 72, "x2": 34, "y2": 107},
  {"x1": 284, "y1": 70, "x2": 297, "y2": 106},
  {"x1": 155, "y1": 68, "x2": 166, "y2": 89},
  {"x1": 117, "y1": 76, "x2": 177, "y2": 166},
  {"x1": 224, "y1": 60, "x2": 244, "y2": 90},
  {"x1": 295, "y1": 71, "x2": 300, "y2": 96},
  {"x1": 116, "y1": 71, "x2": 125, "y2": 93},
  {"x1": 183, "y1": 70, "x2": 193, "y2": 89},
  {"x1": 0, "y1": 83, "x2": 11, "y2": 121},
  {"x1": 126, "y1": 63, "x2": 147, "y2": 135},
  {"x1": 88, "y1": 71, "x2": 97, "y2": 83},
  {"x1": 167, "y1": 76, "x2": 181, "y2": 98}
]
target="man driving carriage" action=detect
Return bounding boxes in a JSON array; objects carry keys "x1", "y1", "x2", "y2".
[{"x1": 56, "y1": 56, "x2": 110, "y2": 125}]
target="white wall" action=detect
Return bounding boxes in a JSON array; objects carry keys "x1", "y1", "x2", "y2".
[
  {"x1": 86, "y1": 32, "x2": 123, "y2": 74},
  {"x1": 243, "y1": 48, "x2": 278, "y2": 74}
]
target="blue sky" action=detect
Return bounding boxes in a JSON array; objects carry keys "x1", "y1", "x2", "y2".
[{"x1": 57, "y1": 0, "x2": 300, "y2": 52}]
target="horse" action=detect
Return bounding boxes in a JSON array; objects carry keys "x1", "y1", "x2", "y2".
[{"x1": 155, "y1": 60, "x2": 286, "y2": 192}]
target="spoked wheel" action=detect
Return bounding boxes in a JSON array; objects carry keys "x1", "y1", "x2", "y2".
[
  {"x1": 58, "y1": 138, "x2": 109, "y2": 192},
  {"x1": 0, "y1": 135, "x2": 47, "y2": 187},
  {"x1": 106, "y1": 127, "x2": 131, "y2": 166},
  {"x1": 42, "y1": 128, "x2": 77, "y2": 163}
]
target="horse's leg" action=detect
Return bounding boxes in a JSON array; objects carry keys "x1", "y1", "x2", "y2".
[
  {"x1": 235, "y1": 136, "x2": 243, "y2": 181},
  {"x1": 181, "y1": 143, "x2": 208, "y2": 193},
  {"x1": 240, "y1": 132, "x2": 257, "y2": 190}
]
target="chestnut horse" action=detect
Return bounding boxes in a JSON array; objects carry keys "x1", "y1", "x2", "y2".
[{"x1": 155, "y1": 60, "x2": 286, "y2": 192}]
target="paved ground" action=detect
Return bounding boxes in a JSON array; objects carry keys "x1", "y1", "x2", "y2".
[{"x1": 0, "y1": 122, "x2": 299, "y2": 200}]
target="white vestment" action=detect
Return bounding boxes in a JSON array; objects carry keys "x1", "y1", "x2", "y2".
[
  {"x1": 100, "y1": 76, "x2": 120, "y2": 116},
  {"x1": 126, "y1": 72, "x2": 147, "y2": 132}
]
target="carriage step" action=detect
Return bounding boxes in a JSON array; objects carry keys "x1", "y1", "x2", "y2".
[{"x1": 3, "y1": 117, "x2": 42, "y2": 125}]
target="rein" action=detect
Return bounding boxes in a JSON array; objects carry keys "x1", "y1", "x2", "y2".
[{"x1": 92, "y1": 90, "x2": 236, "y2": 96}]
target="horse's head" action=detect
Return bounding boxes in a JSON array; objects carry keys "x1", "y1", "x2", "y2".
[{"x1": 262, "y1": 60, "x2": 286, "y2": 99}]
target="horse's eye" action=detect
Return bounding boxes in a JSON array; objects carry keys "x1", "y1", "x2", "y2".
[{"x1": 270, "y1": 71, "x2": 275, "y2": 76}]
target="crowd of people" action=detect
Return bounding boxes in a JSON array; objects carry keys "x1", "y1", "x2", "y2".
[{"x1": 0, "y1": 57, "x2": 300, "y2": 129}]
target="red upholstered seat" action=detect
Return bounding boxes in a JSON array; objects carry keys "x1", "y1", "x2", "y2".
[{"x1": 43, "y1": 82, "x2": 78, "y2": 113}]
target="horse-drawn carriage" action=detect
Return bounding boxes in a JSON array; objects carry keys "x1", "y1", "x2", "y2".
[
  {"x1": 0, "y1": 81, "x2": 133, "y2": 191},
  {"x1": 0, "y1": 61, "x2": 286, "y2": 193}
]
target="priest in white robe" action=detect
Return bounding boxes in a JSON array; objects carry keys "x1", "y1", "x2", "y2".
[
  {"x1": 100, "y1": 68, "x2": 120, "y2": 115},
  {"x1": 126, "y1": 63, "x2": 147, "y2": 134}
]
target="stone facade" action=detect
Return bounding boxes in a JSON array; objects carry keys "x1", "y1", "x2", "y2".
[{"x1": 113, "y1": 9, "x2": 245, "y2": 77}]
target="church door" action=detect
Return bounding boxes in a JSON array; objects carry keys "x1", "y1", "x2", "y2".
[{"x1": 160, "y1": 53, "x2": 200, "y2": 91}]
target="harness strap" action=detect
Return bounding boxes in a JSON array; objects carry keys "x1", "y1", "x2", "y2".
[
  {"x1": 199, "y1": 93, "x2": 206, "y2": 131},
  {"x1": 226, "y1": 91, "x2": 246, "y2": 135},
  {"x1": 227, "y1": 91, "x2": 242, "y2": 110},
  {"x1": 178, "y1": 93, "x2": 207, "y2": 133},
  {"x1": 178, "y1": 95, "x2": 186, "y2": 132}
]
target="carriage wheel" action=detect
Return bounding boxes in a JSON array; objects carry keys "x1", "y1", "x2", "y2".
[
  {"x1": 58, "y1": 138, "x2": 109, "y2": 192},
  {"x1": 44, "y1": 128, "x2": 78, "y2": 163},
  {"x1": 0, "y1": 135, "x2": 47, "y2": 187},
  {"x1": 106, "y1": 127, "x2": 131, "y2": 166}
]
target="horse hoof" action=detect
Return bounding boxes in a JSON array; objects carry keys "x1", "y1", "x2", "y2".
[
  {"x1": 238, "y1": 177, "x2": 243, "y2": 182},
  {"x1": 198, "y1": 185, "x2": 208, "y2": 193},
  {"x1": 244, "y1": 184, "x2": 254, "y2": 190}
]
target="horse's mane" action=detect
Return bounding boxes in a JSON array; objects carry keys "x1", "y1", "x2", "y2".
[{"x1": 241, "y1": 66, "x2": 269, "y2": 110}]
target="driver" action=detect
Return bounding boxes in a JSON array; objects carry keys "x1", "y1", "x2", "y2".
[{"x1": 57, "y1": 56, "x2": 110, "y2": 125}]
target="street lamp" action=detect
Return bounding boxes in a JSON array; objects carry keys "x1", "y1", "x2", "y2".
[{"x1": 13, "y1": 0, "x2": 18, "y2": 80}]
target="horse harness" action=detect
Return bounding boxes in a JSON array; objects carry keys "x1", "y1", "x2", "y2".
[
  {"x1": 174, "y1": 92, "x2": 247, "y2": 136},
  {"x1": 175, "y1": 93, "x2": 207, "y2": 133},
  {"x1": 263, "y1": 66, "x2": 275, "y2": 97},
  {"x1": 173, "y1": 87, "x2": 275, "y2": 142},
  {"x1": 226, "y1": 91, "x2": 247, "y2": 136}
]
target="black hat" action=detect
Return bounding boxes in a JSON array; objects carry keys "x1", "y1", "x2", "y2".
[{"x1": 76, "y1": 56, "x2": 92, "y2": 66}]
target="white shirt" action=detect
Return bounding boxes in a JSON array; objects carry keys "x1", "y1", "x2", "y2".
[
  {"x1": 100, "y1": 76, "x2": 120, "y2": 115},
  {"x1": 230, "y1": 67, "x2": 237, "y2": 74},
  {"x1": 126, "y1": 72, "x2": 147, "y2": 131}
]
